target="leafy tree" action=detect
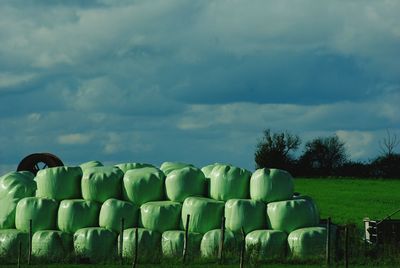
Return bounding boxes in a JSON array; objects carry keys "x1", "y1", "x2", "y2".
[
  {"x1": 299, "y1": 135, "x2": 348, "y2": 176},
  {"x1": 255, "y1": 129, "x2": 301, "y2": 171}
]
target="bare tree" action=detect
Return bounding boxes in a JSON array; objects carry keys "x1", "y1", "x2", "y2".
[{"x1": 379, "y1": 129, "x2": 400, "y2": 156}]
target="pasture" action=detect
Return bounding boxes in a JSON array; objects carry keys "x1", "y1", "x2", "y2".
[{"x1": 294, "y1": 178, "x2": 400, "y2": 226}]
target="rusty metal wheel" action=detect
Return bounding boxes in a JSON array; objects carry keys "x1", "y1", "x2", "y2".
[{"x1": 17, "y1": 153, "x2": 64, "y2": 175}]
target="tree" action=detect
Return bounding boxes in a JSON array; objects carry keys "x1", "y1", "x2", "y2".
[
  {"x1": 255, "y1": 129, "x2": 301, "y2": 171},
  {"x1": 299, "y1": 135, "x2": 348, "y2": 176},
  {"x1": 379, "y1": 129, "x2": 399, "y2": 156}
]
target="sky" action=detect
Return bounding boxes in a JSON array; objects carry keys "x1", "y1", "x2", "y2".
[{"x1": 0, "y1": 0, "x2": 399, "y2": 173}]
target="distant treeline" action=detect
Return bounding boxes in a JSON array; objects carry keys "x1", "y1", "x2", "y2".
[{"x1": 255, "y1": 129, "x2": 400, "y2": 178}]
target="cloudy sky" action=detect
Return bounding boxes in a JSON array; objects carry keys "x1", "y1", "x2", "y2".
[{"x1": 0, "y1": 0, "x2": 399, "y2": 173}]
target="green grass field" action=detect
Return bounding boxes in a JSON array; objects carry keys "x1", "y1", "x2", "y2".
[{"x1": 294, "y1": 177, "x2": 400, "y2": 227}]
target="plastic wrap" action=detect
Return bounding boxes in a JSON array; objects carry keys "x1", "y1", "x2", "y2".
[
  {"x1": 0, "y1": 196, "x2": 18, "y2": 229},
  {"x1": 250, "y1": 168, "x2": 294, "y2": 202},
  {"x1": 140, "y1": 201, "x2": 182, "y2": 232},
  {"x1": 81, "y1": 166, "x2": 123, "y2": 202},
  {"x1": 120, "y1": 228, "x2": 161, "y2": 261},
  {"x1": 160, "y1": 162, "x2": 194, "y2": 175},
  {"x1": 73, "y1": 227, "x2": 117, "y2": 262},
  {"x1": 165, "y1": 167, "x2": 205, "y2": 202},
  {"x1": 245, "y1": 230, "x2": 287, "y2": 260},
  {"x1": 181, "y1": 197, "x2": 224, "y2": 234},
  {"x1": 79, "y1": 161, "x2": 104, "y2": 170},
  {"x1": 0, "y1": 229, "x2": 29, "y2": 258},
  {"x1": 288, "y1": 227, "x2": 327, "y2": 258},
  {"x1": 115, "y1": 163, "x2": 155, "y2": 173},
  {"x1": 35, "y1": 166, "x2": 82, "y2": 201},
  {"x1": 123, "y1": 167, "x2": 165, "y2": 205},
  {"x1": 57, "y1": 199, "x2": 100, "y2": 233},
  {"x1": 209, "y1": 164, "x2": 251, "y2": 201},
  {"x1": 15, "y1": 197, "x2": 58, "y2": 232},
  {"x1": 200, "y1": 229, "x2": 239, "y2": 259},
  {"x1": 32, "y1": 230, "x2": 73, "y2": 260},
  {"x1": 161, "y1": 230, "x2": 202, "y2": 258},
  {"x1": 225, "y1": 199, "x2": 266, "y2": 234},
  {"x1": 99, "y1": 198, "x2": 139, "y2": 232},
  {"x1": 0, "y1": 171, "x2": 36, "y2": 199},
  {"x1": 267, "y1": 198, "x2": 320, "y2": 233}
]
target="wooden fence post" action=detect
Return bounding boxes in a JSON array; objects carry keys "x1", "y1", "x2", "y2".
[
  {"x1": 326, "y1": 217, "x2": 331, "y2": 266},
  {"x1": 28, "y1": 219, "x2": 32, "y2": 265},
  {"x1": 18, "y1": 241, "x2": 22, "y2": 268},
  {"x1": 345, "y1": 226, "x2": 349, "y2": 268},
  {"x1": 120, "y1": 217, "x2": 125, "y2": 264},
  {"x1": 218, "y1": 216, "x2": 226, "y2": 264},
  {"x1": 132, "y1": 227, "x2": 139, "y2": 268},
  {"x1": 183, "y1": 214, "x2": 190, "y2": 264},
  {"x1": 239, "y1": 227, "x2": 245, "y2": 268}
]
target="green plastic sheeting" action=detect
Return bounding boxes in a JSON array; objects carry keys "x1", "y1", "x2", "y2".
[
  {"x1": 99, "y1": 198, "x2": 139, "y2": 232},
  {"x1": 81, "y1": 166, "x2": 123, "y2": 203},
  {"x1": 74, "y1": 227, "x2": 117, "y2": 262},
  {"x1": 120, "y1": 228, "x2": 161, "y2": 261},
  {"x1": 0, "y1": 196, "x2": 19, "y2": 229},
  {"x1": 225, "y1": 199, "x2": 266, "y2": 234},
  {"x1": 32, "y1": 230, "x2": 73, "y2": 260},
  {"x1": 200, "y1": 164, "x2": 218, "y2": 178},
  {"x1": 115, "y1": 163, "x2": 155, "y2": 173},
  {"x1": 250, "y1": 168, "x2": 294, "y2": 202},
  {"x1": 200, "y1": 229, "x2": 238, "y2": 259},
  {"x1": 288, "y1": 227, "x2": 327, "y2": 258},
  {"x1": 123, "y1": 167, "x2": 165, "y2": 205},
  {"x1": 267, "y1": 198, "x2": 320, "y2": 234},
  {"x1": 0, "y1": 229, "x2": 28, "y2": 259},
  {"x1": 162, "y1": 230, "x2": 202, "y2": 258},
  {"x1": 15, "y1": 197, "x2": 58, "y2": 233},
  {"x1": 181, "y1": 197, "x2": 224, "y2": 234},
  {"x1": 165, "y1": 167, "x2": 205, "y2": 202},
  {"x1": 160, "y1": 162, "x2": 194, "y2": 175},
  {"x1": 245, "y1": 230, "x2": 287, "y2": 260},
  {"x1": 140, "y1": 201, "x2": 182, "y2": 232},
  {"x1": 293, "y1": 195, "x2": 320, "y2": 222},
  {"x1": 79, "y1": 161, "x2": 104, "y2": 170},
  {"x1": 35, "y1": 166, "x2": 82, "y2": 201},
  {"x1": 0, "y1": 171, "x2": 36, "y2": 199},
  {"x1": 209, "y1": 164, "x2": 251, "y2": 201},
  {"x1": 58, "y1": 199, "x2": 100, "y2": 233}
]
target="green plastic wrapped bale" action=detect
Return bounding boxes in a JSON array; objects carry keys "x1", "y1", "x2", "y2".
[
  {"x1": 123, "y1": 167, "x2": 165, "y2": 205},
  {"x1": 225, "y1": 199, "x2": 266, "y2": 234},
  {"x1": 115, "y1": 163, "x2": 155, "y2": 173},
  {"x1": 200, "y1": 163, "x2": 219, "y2": 178},
  {"x1": 15, "y1": 197, "x2": 58, "y2": 232},
  {"x1": 293, "y1": 195, "x2": 320, "y2": 221},
  {"x1": 288, "y1": 227, "x2": 327, "y2": 258},
  {"x1": 81, "y1": 166, "x2": 123, "y2": 203},
  {"x1": 99, "y1": 198, "x2": 139, "y2": 232},
  {"x1": 0, "y1": 229, "x2": 28, "y2": 258},
  {"x1": 140, "y1": 201, "x2": 182, "y2": 232},
  {"x1": 245, "y1": 230, "x2": 287, "y2": 260},
  {"x1": 209, "y1": 164, "x2": 251, "y2": 201},
  {"x1": 120, "y1": 228, "x2": 161, "y2": 261},
  {"x1": 165, "y1": 167, "x2": 205, "y2": 202},
  {"x1": 79, "y1": 160, "x2": 104, "y2": 170},
  {"x1": 0, "y1": 196, "x2": 19, "y2": 229},
  {"x1": 0, "y1": 171, "x2": 36, "y2": 199},
  {"x1": 250, "y1": 168, "x2": 294, "y2": 202},
  {"x1": 267, "y1": 198, "x2": 320, "y2": 234},
  {"x1": 181, "y1": 197, "x2": 224, "y2": 234},
  {"x1": 35, "y1": 166, "x2": 82, "y2": 201},
  {"x1": 32, "y1": 230, "x2": 73, "y2": 260},
  {"x1": 160, "y1": 162, "x2": 194, "y2": 175},
  {"x1": 58, "y1": 199, "x2": 100, "y2": 233},
  {"x1": 200, "y1": 229, "x2": 239, "y2": 259},
  {"x1": 74, "y1": 227, "x2": 117, "y2": 262},
  {"x1": 162, "y1": 230, "x2": 202, "y2": 258}
]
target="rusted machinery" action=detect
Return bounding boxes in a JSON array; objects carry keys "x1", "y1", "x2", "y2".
[
  {"x1": 364, "y1": 208, "x2": 400, "y2": 245},
  {"x1": 17, "y1": 152, "x2": 64, "y2": 175}
]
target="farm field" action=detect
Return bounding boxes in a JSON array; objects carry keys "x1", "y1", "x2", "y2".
[
  {"x1": 3, "y1": 265, "x2": 400, "y2": 268},
  {"x1": 294, "y1": 177, "x2": 400, "y2": 227}
]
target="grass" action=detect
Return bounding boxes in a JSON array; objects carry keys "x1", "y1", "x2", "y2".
[
  {"x1": 3, "y1": 265, "x2": 400, "y2": 268},
  {"x1": 294, "y1": 177, "x2": 400, "y2": 227}
]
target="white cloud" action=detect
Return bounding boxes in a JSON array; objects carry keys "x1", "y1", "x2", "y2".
[
  {"x1": 0, "y1": 73, "x2": 37, "y2": 89},
  {"x1": 57, "y1": 133, "x2": 92, "y2": 145}
]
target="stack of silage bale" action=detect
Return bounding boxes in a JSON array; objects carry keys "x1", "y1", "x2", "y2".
[{"x1": 0, "y1": 160, "x2": 329, "y2": 263}]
